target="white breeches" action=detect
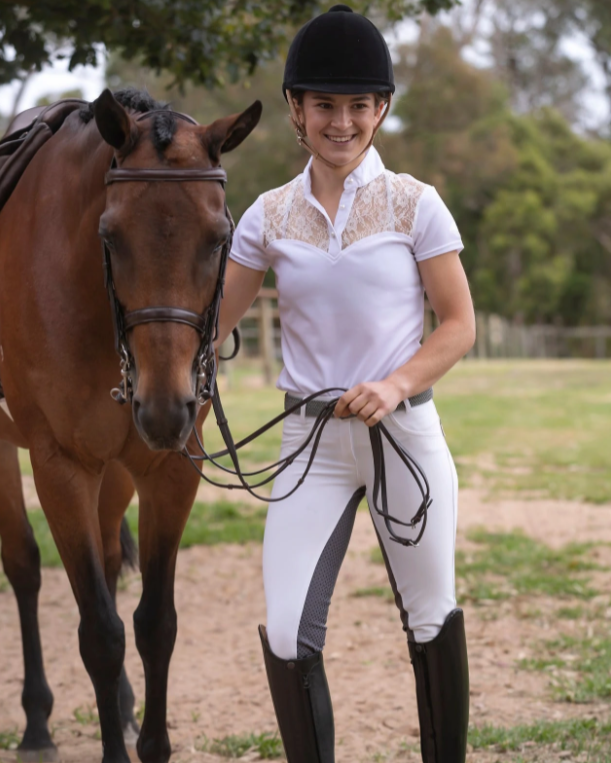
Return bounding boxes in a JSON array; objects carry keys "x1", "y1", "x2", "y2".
[{"x1": 263, "y1": 399, "x2": 459, "y2": 660}]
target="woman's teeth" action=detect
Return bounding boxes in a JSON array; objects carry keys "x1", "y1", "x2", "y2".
[{"x1": 326, "y1": 135, "x2": 355, "y2": 143}]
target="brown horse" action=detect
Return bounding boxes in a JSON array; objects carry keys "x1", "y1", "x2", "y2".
[{"x1": 0, "y1": 88, "x2": 261, "y2": 763}]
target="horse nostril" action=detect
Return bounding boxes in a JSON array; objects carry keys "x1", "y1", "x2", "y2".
[
  {"x1": 132, "y1": 397, "x2": 142, "y2": 424},
  {"x1": 185, "y1": 398, "x2": 197, "y2": 429}
]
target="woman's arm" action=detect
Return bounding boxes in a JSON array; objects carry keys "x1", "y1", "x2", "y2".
[
  {"x1": 216, "y1": 260, "x2": 266, "y2": 347},
  {"x1": 334, "y1": 251, "x2": 475, "y2": 425}
]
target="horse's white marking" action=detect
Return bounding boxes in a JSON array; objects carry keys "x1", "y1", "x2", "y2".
[
  {"x1": 0, "y1": 398, "x2": 13, "y2": 422},
  {"x1": 123, "y1": 720, "x2": 140, "y2": 748}
]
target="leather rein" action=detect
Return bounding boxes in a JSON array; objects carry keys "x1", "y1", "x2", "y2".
[
  {"x1": 101, "y1": 108, "x2": 431, "y2": 548},
  {"x1": 101, "y1": 109, "x2": 236, "y2": 406},
  {"x1": 183, "y1": 388, "x2": 432, "y2": 548}
]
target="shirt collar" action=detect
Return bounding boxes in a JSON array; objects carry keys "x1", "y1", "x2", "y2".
[{"x1": 302, "y1": 146, "x2": 386, "y2": 198}]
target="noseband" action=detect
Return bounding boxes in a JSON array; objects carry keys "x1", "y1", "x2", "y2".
[{"x1": 101, "y1": 110, "x2": 233, "y2": 406}]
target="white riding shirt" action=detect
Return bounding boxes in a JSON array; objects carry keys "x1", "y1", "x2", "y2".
[{"x1": 229, "y1": 147, "x2": 463, "y2": 398}]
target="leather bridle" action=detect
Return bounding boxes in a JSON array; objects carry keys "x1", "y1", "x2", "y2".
[{"x1": 101, "y1": 109, "x2": 235, "y2": 406}]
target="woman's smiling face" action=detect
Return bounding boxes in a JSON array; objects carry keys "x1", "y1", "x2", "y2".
[{"x1": 296, "y1": 92, "x2": 385, "y2": 167}]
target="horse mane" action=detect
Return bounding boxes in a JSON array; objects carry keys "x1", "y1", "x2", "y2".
[{"x1": 79, "y1": 87, "x2": 177, "y2": 155}]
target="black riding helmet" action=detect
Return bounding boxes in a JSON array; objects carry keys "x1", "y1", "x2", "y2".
[{"x1": 282, "y1": 4, "x2": 395, "y2": 98}]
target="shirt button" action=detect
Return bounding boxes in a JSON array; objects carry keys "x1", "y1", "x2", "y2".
[
  {"x1": 331, "y1": 231, "x2": 336, "y2": 237},
  {"x1": 340, "y1": 204, "x2": 345, "y2": 209}
]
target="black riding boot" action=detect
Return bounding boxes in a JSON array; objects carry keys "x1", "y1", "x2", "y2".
[
  {"x1": 259, "y1": 625, "x2": 335, "y2": 763},
  {"x1": 408, "y1": 608, "x2": 470, "y2": 763}
]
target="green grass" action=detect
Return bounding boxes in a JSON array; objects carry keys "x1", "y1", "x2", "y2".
[
  {"x1": 371, "y1": 529, "x2": 602, "y2": 604},
  {"x1": 125, "y1": 499, "x2": 267, "y2": 549},
  {"x1": 0, "y1": 729, "x2": 19, "y2": 750},
  {"x1": 519, "y1": 633, "x2": 611, "y2": 703},
  {"x1": 73, "y1": 705, "x2": 98, "y2": 725},
  {"x1": 556, "y1": 605, "x2": 585, "y2": 619},
  {"x1": 197, "y1": 731, "x2": 283, "y2": 759},
  {"x1": 434, "y1": 360, "x2": 611, "y2": 503},
  {"x1": 469, "y1": 717, "x2": 611, "y2": 759},
  {"x1": 0, "y1": 571, "x2": 8, "y2": 592},
  {"x1": 455, "y1": 529, "x2": 601, "y2": 603}
]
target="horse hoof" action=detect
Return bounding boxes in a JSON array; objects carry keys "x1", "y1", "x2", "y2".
[
  {"x1": 123, "y1": 719, "x2": 140, "y2": 749},
  {"x1": 17, "y1": 745, "x2": 59, "y2": 763}
]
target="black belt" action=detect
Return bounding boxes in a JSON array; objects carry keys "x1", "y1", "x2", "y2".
[{"x1": 285, "y1": 387, "x2": 433, "y2": 417}]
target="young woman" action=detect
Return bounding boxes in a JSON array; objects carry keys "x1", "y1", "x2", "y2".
[{"x1": 217, "y1": 5, "x2": 475, "y2": 762}]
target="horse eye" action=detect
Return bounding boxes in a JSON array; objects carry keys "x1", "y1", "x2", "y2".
[{"x1": 213, "y1": 240, "x2": 227, "y2": 252}]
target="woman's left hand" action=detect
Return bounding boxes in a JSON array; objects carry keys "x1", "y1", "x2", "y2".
[{"x1": 334, "y1": 380, "x2": 405, "y2": 427}]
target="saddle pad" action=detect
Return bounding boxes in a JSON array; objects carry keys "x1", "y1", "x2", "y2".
[{"x1": 0, "y1": 98, "x2": 87, "y2": 215}]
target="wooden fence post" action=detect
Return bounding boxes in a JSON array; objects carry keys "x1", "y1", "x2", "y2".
[
  {"x1": 258, "y1": 296, "x2": 275, "y2": 385},
  {"x1": 475, "y1": 312, "x2": 488, "y2": 358},
  {"x1": 596, "y1": 333, "x2": 606, "y2": 359}
]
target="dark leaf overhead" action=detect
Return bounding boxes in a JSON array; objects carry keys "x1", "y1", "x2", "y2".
[{"x1": 0, "y1": 1, "x2": 460, "y2": 88}]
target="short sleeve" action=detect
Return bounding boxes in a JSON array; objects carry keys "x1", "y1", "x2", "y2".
[
  {"x1": 229, "y1": 196, "x2": 269, "y2": 272},
  {"x1": 412, "y1": 186, "x2": 463, "y2": 262}
]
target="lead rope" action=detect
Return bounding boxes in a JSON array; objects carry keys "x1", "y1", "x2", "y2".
[
  {"x1": 285, "y1": 90, "x2": 393, "y2": 170},
  {"x1": 183, "y1": 383, "x2": 431, "y2": 547}
]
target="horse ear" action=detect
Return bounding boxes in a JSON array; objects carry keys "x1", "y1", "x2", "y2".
[
  {"x1": 205, "y1": 100, "x2": 262, "y2": 161},
  {"x1": 94, "y1": 89, "x2": 136, "y2": 152}
]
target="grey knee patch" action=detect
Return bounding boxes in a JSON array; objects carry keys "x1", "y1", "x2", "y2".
[
  {"x1": 297, "y1": 488, "x2": 365, "y2": 658},
  {"x1": 370, "y1": 516, "x2": 414, "y2": 641}
]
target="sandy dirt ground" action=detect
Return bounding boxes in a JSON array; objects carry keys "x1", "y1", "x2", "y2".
[{"x1": 1, "y1": 483, "x2": 611, "y2": 763}]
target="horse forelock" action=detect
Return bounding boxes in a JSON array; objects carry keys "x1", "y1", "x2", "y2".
[{"x1": 80, "y1": 87, "x2": 179, "y2": 158}]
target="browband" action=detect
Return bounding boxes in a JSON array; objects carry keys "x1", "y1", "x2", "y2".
[{"x1": 105, "y1": 167, "x2": 228, "y2": 185}]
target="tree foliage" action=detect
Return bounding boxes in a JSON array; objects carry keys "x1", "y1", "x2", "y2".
[
  {"x1": 0, "y1": 0, "x2": 459, "y2": 87},
  {"x1": 386, "y1": 28, "x2": 611, "y2": 325}
]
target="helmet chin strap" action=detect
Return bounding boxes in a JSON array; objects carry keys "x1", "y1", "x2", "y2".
[{"x1": 286, "y1": 89, "x2": 393, "y2": 171}]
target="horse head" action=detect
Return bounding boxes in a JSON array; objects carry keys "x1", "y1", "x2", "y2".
[{"x1": 94, "y1": 89, "x2": 261, "y2": 451}]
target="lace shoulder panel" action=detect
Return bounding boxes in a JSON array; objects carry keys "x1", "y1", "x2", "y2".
[
  {"x1": 341, "y1": 174, "x2": 393, "y2": 249},
  {"x1": 261, "y1": 178, "x2": 300, "y2": 248},
  {"x1": 261, "y1": 177, "x2": 329, "y2": 252},
  {"x1": 388, "y1": 172, "x2": 426, "y2": 237}
]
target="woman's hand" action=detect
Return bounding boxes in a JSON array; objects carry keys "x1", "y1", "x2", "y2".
[{"x1": 334, "y1": 380, "x2": 405, "y2": 427}]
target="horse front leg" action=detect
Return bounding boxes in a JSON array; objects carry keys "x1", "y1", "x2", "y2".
[
  {"x1": 31, "y1": 445, "x2": 129, "y2": 763},
  {"x1": 99, "y1": 460, "x2": 140, "y2": 747},
  {"x1": 0, "y1": 440, "x2": 56, "y2": 761},
  {"x1": 132, "y1": 454, "x2": 200, "y2": 763}
]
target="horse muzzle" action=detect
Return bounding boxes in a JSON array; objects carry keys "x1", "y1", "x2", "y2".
[{"x1": 132, "y1": 393, "x2": 197, "y2": 451}]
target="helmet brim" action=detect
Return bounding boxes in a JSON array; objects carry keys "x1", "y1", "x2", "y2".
[{"x1": 283, "y1": 80, "x2": 395, "y2": 100}]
